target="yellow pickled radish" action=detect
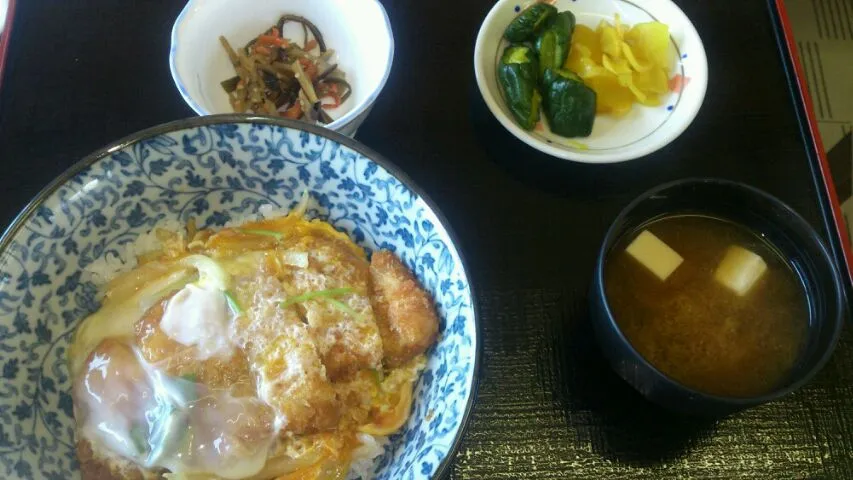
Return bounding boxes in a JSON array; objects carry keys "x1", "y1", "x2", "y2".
[
  {"x1": 637, "y1": 93, "x2": 663, "y2": 107},
  {"x1": 613, "y1": 13, "x2": 627, "y2": 38},
  {"x1": 564, "y1": 16, "x2": 674, "y2": 117},
  {"x1": 621, "y1": 43, "x2": 651, "y2": 72},
  {"x1": 599, "y1": 22, "x2": 622, "y2": 58},
  {"x1": 633, "y1": 68, "x2": 669, "y2": 95},
  {"x1": 570, "y1": 25, "x2": 602, "y2": 62},
  {"x1": 627, "y1": 83, "x2": 648, "y2": 102},
  {"x1": 624, "y1": 22, "x2": 672, "y2": 68},
  {"x1": 602, "y1": 55, "x2": 632, "y2": 76},
  {"x1": 586, "y1": 75, "x2": 635, "y2": 116},
  {"x1": 567, "y1": 51, "x2": 608, "y2": 79},
  {"x1": 573, "y1": 43, "x2": 592, "y2": 59},
  {"x1": 566, "y1": 48, "x2": 585, "y2": 75}
]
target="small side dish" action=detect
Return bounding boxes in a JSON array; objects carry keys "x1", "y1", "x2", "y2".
[
  {"x1": 70, "y1": 198, "x2": 438, "y2": 479},
  {"x1": 219, "y1": 15, "x2": 350, "y2": 124},
  {"x1": 497, "y1": 2, "x2": 676, "y2": 138}
]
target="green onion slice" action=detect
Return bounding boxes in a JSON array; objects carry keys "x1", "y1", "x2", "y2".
[{"x1": 223, "y1": 291, "x2": 244, "y2": 316}]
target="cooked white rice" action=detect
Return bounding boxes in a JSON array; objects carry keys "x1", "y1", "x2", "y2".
[
  {"x1": 83, "y1": 191, "x2": 314, "y2": 286},
  {"x1": 223, "y1": 191, "x2": 311, "y2": 229},
  {"x1": 347, "y1": 433, "x2": 389, "y2": 480},
  {"x1": 83, "y1": 218, "x2": 184, "y2": 285}
]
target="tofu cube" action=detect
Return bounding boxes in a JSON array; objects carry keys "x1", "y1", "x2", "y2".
[
  {"x1": 625, "y1": 230, "x2": 684, "y2": 281},
  {"x1": 714, "y1": 245, "x2": 767, "y2": 296}
]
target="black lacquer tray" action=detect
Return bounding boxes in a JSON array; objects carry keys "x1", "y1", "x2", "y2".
[{"x1": 0, "y1": 0, "x2": 850, "y2": 478}]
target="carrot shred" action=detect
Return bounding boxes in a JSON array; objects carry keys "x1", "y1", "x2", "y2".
[
  {"x1": 283, "y1": 103, "x2": 302, "y2": 119},
  {"x1": 257, "y1": 35, "x2": 280, "y2": 46},
  {"x1": 321, "y1": 83, "x2": 342, "y2": 109},
  {"x1": 298, "y1": 58, "x2": 318, "y2": 79}
]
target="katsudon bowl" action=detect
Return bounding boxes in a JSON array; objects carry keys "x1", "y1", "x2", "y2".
[{"x1": 0, "y1": 115, "x2": 479, "y2": 480}]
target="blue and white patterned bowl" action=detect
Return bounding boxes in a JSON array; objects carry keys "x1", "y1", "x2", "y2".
[{"x1": 0, "y1": 116, "x2": 479, "y2": 479}]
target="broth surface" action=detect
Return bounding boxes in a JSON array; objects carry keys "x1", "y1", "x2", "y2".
[{"x1": 605, "y1": 215, "x2": 808, "y2": 398}]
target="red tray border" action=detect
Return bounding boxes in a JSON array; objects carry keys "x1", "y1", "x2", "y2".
[{"x1": 772, "y1": 0, "x2": 853, "y2": 293}]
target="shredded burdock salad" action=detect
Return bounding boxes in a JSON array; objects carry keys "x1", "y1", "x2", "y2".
[{"x1": 219, "y1": 15, "x2": 351, "y2": 124}]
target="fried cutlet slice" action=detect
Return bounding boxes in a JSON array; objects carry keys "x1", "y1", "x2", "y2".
[
  {"x1": 233, "y1": 274, "x2": 341, "y2": 434},
  {"x1": 73, "y1": 340, "x2": 162, "y2": 480},
  {"x1": 75, "y1": 336, "x2": 272, "y2": 479},
  {"x1": 369, "y1": 251, "x2": 439, "y2": 367},
  {"x1": 76, "y1": 438, "x2": 162, "y2": 480},
  {"x1": 280, "y1": 235, "x2": 384, "y2": 381},
  {"x1": 134, "y1": 295, "x2": 257, "y2": 397}
]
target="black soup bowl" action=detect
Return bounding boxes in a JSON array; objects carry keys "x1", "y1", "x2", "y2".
[{"x1": 590, "y1": 178, "x2": 845, "y2": 416}]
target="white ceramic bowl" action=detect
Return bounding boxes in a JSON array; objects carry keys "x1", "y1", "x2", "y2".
[
  {"x1": 170, "y1": 0, "x2": 394, "y2": 137},
  {"x1": 0, "y1": 0, "x2": 8, "y2": 35},
  {"x1": 474, "y1": 0, "x2": 708, "y2": 163}
]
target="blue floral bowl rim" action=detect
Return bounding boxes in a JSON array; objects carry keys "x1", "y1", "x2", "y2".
[{"x1": 0, "y1": 113, "x2": 482, "y2": 480}]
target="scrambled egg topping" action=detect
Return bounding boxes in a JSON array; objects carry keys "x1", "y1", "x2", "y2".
[{"x1": 69, "y1": 210, "x2": 438, "y2": 480}]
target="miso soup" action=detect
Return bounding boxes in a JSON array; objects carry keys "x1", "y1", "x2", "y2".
[{"x1": 604, "y1": 214, "x2": 808, "y2": 398}]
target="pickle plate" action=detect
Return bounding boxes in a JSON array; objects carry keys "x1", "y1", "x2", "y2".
[{"x1": 474, "y1": 0, "x2": 708, "y2": 163}]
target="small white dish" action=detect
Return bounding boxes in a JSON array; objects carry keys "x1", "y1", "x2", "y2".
[
  {"x1": 0, "y1": 0, "x2": 8, "y2": 36},
  {"x1": 170, "y1": 0, "x2": 394, "y2": 137},
  {"x1": 474, "y1": 0, "x2": 708, "y2": 163}
]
